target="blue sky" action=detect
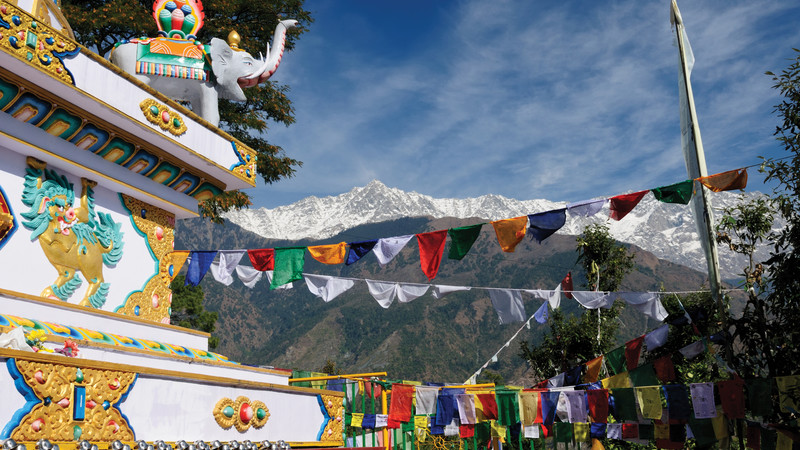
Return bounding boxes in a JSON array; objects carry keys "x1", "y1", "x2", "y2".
[{"x1": 251, "y1": 0, "x2": 800, "y2": 209}]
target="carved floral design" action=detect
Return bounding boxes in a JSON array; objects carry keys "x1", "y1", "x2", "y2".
[
  {"x1": 318, "y1": 394, "x2": 344, "y2": 443},
  {"x1": 139, "y1": 98, "x2": 187, "y2": 136},
  {"x1": 213, "y1": 396, "x2": 270, "y2": 432}
]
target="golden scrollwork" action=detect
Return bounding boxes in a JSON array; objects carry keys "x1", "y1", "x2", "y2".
[
  {"x1": 115, "y1": 194, "x2": 175, "y2": 323},
  {"x1": 212, "y1": 396, "x2": 270, "y2": 432},
  {"x1": 9, "y1": 358, "x2": 136, "y2": 442},
  {"x1": 318, "y1": 394, "x2": 344, "y2": 443},
  {"x1": 139, "y1": 99, "x2": 187, "y2": 136},
  {"x1": 0, "y1": 1, "x2": 79, "y2": 85}
]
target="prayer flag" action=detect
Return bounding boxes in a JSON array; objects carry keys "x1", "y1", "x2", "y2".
[
  {"x1": 574, "y1": 423, "x2": 590, "y2": 442},
  {"x1": 235, "y1": 265, "x2": 263, "y2": 288},
  {"x1": 562, "y1": 271, "x2": 574, "y2": 299},
  {"x1": 533, "y1": 301, "x2": 549, "y2": 324},
  {"x1": 776, "y1": 375, "x2": 800, "y2": 414},
  {"x1": 746, "y1": 423, "x2": 761, "y2": 450},
  {"x1": 488, "y1": 289, "x2": 526, "y2": 324},
  {"x1": 456, "y1": 393, "x2": 477, "y2": 424},
  {"x1": 606, "y1": 423, "x2": 622, "y2": 440},
  {"x1": 459, "y1": 424, "x2": 475, "y2": 438},
  {"x1": 247, "y1": 248, "x2": 274, "y2": 271},
  {"x1": 653, "y1": 355, "x2": 677, "y2": 382},
  {"x1": 541, "y1": 391, "x2": 560, "y2": 425},
  {"x1": 389, "y1": 383, "x2": 415, "y2": 423},
  {"x1": 307, "y1": 242, "x2": 347, "y2": 265},
  {"x1": 717, "y1": 378, "x2": 745, "y2": 419},
  {"x1": 210, "y1": 250, "x2": 245, "y2": 286},
  {"x1": 476, "y1": 393, "x2": 498, "y2": 420},
  {"x1": 746, "y1": 378, "x2": 773, "y2": 417},
  {"x1": 519, "y1": 391, "x2": 541, "y2": 426},
  {"x1": 605, "y1": 346, "x2": 627, "y2": 375},
  {"x1": 636, "y1": 386, "x2": 662, "y2": 419},
  {"x1": 618, "y1": 292, "x2": 669, "y2": 321},
  {"x1": 435, "y1": 390, "x2": 457, "y2": 426},
  {"x1": 270, "y1": 247, "x2": 305, "y2": 289},
  {"x1": 591, "y1": 423, "x2": 607, "y2": 439},
  {"x1": 431, "y1": 284, "x2": 471, "y2": 299},
  {"x1": 447, "y1": 224, "x2": 483, "y2": 260},
  {"x1": 573, "y1": 291, "x2": 614, "y2": 309},
  {"x1": 565, "y1": 365, "x2": 583, "y2": 386},
  {"x1": 585, "y1": 356, "x2": 603, "y2": 383},
  {"x1": 491, "y1": 216, "x2": 528, "y2": 252},
  {"x1": 555, "y1": 423, "x2": 573, "y2": 443},
  {"x1": 417, "y1": 230, "x2": 447, "y2": 280},
  {"x1": 652, "y1": 179, "x2": 694, "y2": 204},
  {"x1": 567, "y1": 198, "x2": 606, "y2": 217},
  {"x1": 185, "y1": 251, "x2": 216, "y2": 286},
  {"x1": 346, "y1": 239, "x2": 377, "y2": 265},
  {"x1": 587, "y1": 389, "x2": 609, "y2": 423},
  {"x1": 168, "y1": 251, "x2": 190, "y2": 281},
  {"x1": 621, "y1": 423, "x2": 638, "y2": 440},
  {"x1": 564, "y1": 390, "x2": 588, "y2": 423},
  {"x1": 628, "y1": 363, "x2": 659, "y2": 387},
  {"x1": 304, "y1": 274, "x2": 355, "y2": 302},
  {"x1": 610, "y1": 388, "x2": 637, "y2": 421},
  {"x1": 351, "y1": 413, "x2": 364, "y2": 428},
  {"x1": 645, "y1": 324, "x2": 669, "y2": 351},
  {"x1": 416, "y1": 386, "x2": 438, "y2": 415},
  {"x1": 527, "y1": 209, "x2": 566, "y2": 244},
  {"x1": 601, "y1": 372, "x2": 631, "y2": 389},
  {"x1": 625, "y1": 336, "x2": 644, "y2": 370},
  {"x1": 495, "y1": 389, "x2": 520, "y2": 426},
  {"x1": 689, "y1": 382, "x2": 717, "y2": 419},
  {"x1": 679, "y1": 340, "x2": 706, "y2": 359},
  {"x1": 374, "y1": 235, "x2": 414, "y2": 265},
  {"x1": 698, "y1": 168, "x2": 748, "y2": 192},
  {"x1": 609, "y1": 190, "x2": 648, "y2": 221},
  {"x1": 663, "y1": 384, "x2": 691, "y2": 420}
]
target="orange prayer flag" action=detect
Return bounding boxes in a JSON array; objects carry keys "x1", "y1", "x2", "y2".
[
  {"x1": 307, "y1": 242, "x2": 347, "y2": 265},
  {"x1": 591, "y1": 438, "x2": 605, "y2": 450},
  {"x1": 168, "y1": 251, "x2": 190, "y2": 281},
  {"x1": 585, "y1": 356, "x2": 604, "y2": 383},
  {"x1": 491, "y1": 216, "x2": 528, "y2": 252},
  {"x1": 698, "y1": 168, "x2": 748, "y2": 192}
]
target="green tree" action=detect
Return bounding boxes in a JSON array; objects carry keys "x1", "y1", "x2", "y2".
[
  {"x1": 519, "y1": 223, "x2": 634, "y2": 381},
  {"x1": 170, "y1": 275, "x2": 219, "y2": 349},
  {"x1": 60, "y1": 0, "x2": 312, "y2": 222}
]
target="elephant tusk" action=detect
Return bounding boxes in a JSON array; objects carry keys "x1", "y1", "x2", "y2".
[{"x1": 242, "y1": 56, "x2": 271, "y2": 81}]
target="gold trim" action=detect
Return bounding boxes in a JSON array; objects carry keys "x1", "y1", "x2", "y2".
[
  {"x1": 0, "y1": 348, "x2": 345, "y2": 396},
  {"x1": 29, "y1": 0, "x2": 74, "y2": 39},
  {"x1": 0, "y1": 325, "x2": 292, "y2": 376},
  {"x1": 286, "y1": 443, "x2": 345, "y2": 448},
  {"x1": 0, "y1": 129, "x2": 199, "y2": 216},
  {"x1": 0, "y1": 286, "x2": 208, "y2": 336}
]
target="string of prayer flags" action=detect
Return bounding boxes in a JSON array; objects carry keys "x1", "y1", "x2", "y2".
[
  {"x1": 270, "y1": 247, "x2": 305, "y2": 289},
  {"x1": 447, "y1": 224, "x2": 484, "y2": 260},
  {"x1": 307, "y1": 242, "x2": 347, "y2": 265},
  {"x1": 527, "y1": 209, "x2": 566, "y2": 244},
  {"x1": 346, "y1": 239, "x2": 377, "y2": 265},
  {"x1": 491, "y1": 216, "x2": 528, "y2": 252},
  {"x1": 488, "y1": 289, "x2": 526, "y2": 324},
  {"x1": 609, "y1": 190, "x2": 649, "y2": 221},
  {"x1": 304, "y1": 274, "x2": 355, "y2": 302},
  {"x1": 210, "y1": 250, "x2": 246, "y2": 286},
  {"x1": 699, "y1": 168, "x2": 748, "y2": 192},
  {"x1": 567, "y1": 198, "x2": 606, "y2": 217},
  {"x1": 417, "y1": 230, "x2": 447, "y2": 280},
  {"x1": 185, "y1": 250, "x2": 216, "y2": 286},
  {"x1": 374, "y1": 235, "x2": 414, "y2": 266},
  {"x1": 652, "y1": 179, "x2": 694, "y2": 204}
]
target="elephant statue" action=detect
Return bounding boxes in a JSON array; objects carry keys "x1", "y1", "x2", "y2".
[{"x1": 110, "y1": 19, "x2": 297, "y2": 127}]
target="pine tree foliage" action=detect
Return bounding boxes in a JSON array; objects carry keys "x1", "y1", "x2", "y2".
[{"x1": 170, "y1": 275, "x2": 219, "y2": 349}]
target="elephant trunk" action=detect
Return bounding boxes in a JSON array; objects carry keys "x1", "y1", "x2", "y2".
[{"x1": 238, "y1": 19, "x2": 298, "y2": 88}]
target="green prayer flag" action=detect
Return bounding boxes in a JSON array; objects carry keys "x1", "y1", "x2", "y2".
[
  {"x1": 555, "y1": 422, "x2": 573, "y2": 443},
  {"x1": 605, "y1": 345, "x2": 627, "y2": 375},
  {"x1": 475, "y1": 422, "x2": 491, "y2": 441},
  {"x1": 495, "y1": 389, "x2": 520, "y2": 426},
  {"x1": 447, "y1": 224, "x2": 484, "y2": 260},
  {"x1": 761, "y1": 428, "x2": 777, "y2": 450},
  {"x1": 746, "y1": 378, "x2": 774, "y2": 417},
  {"x1": 628, "y1": 363, "x2": 659, "y2": 387},
  {"x1": 638, "y1": 423, "x2": 654, "y2": 440},
  {"x1": 271, "y1": 247, "x2": 305, "y2": 289},
  {"x1": 292, "y1": 370, "x2": 312, "y2": 387},
  {"x1": 610, "y1": 388, "x2": 638, "y2": 421},
  {"x1": 651, "y1": 180, "x2": 694, "y2": 204},
  {"x1": 688, "y1": 417, "x2": 717, "y2": 447}
]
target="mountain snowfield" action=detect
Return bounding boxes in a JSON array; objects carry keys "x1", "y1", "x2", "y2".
[{"x1": 225, "y1": 180, "x2": 766, "y2": 279}]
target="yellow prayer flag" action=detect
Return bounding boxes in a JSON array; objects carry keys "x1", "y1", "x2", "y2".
[
  {"x1": 414, "y1": 416, "x2": 428, "y2": 442},
  {"x1": 352, "y1": 413, "x2": 364, "y2": 428},
  {"x1": 574, "y1": 423, "x2": 590, "y2": 442},
  {"x1": 655, "y1": 424, "x2": 670, "y2": 440},
  {"x1": 601, "y1": 372, "x2": 631, "y2": 389},
  {"x1": 776, "y1": 375, "x2": 800, "y2": 413},
  {"x1": 585, "y1": 356, "x2": 604, "y2": 383},
  {"x1": 168, "y1": 251, "x2": 190, "y2": 281},
  {"x1": 711, "y1": 409, "x2": 729, "y2": 439},
  {"x1": 307, "y1": 242, "x2": 347, "y2": 265},
  {"x1": 310, "y1": 372, "x2": 327, "y2": 389},
  {"x1": 491, "y1": 420, "x2": 507, "y2": 442},
  {"x1": 490, "y1": 216, "x2": 528, "y2": 252},
  {"x1": 519, "y1": 392, "x2": 539, "y2": 426},
  {"x1": 777, "y1": 430, "x2": 793, "y2": 450},
  {"x1": 635, "y1": 386, "x2": 662, "y2": 419}
]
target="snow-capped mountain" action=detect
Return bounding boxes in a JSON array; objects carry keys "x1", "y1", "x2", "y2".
[{"x1": 224, "y1": 180, "x2": 769, "y2": 279}]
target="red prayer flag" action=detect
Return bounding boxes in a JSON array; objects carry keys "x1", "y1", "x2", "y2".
[
  {"x1": 365, "y1": 381, "x2": 382, "y2": 398},
  {"x1": 625, "y1": 336, "x2": 644, "y2": 371},
  {"x1": 541, "y1": 424, "x2": 553, "y2": 438},
  {"x1": 717, "y1": 378, "x2": 745, "y2": 419},
  {"x1": 388, "y1": 383, "x2": 415, "y2": 423},
  {"x1": 417, "y1": 230, "x2": 448, "y2": 281},
  {"x1": 698, "y1": 168, "x2": 748, "y2": 192},
  {"x1": 459, "y1": 424, "x2": 475, "y2": 438},
  {"x1": 609, "y1": 190, "x2": 648, "y2": 221},
  {"x1": 476, "y1": 393, "x2": 498, "y2": 420},
  {"x1": 653, "y1": 355, "x2": 676, "y2": 382},
  {"x1": 247, "y1": 248, "x2": 275, "y2": 271},
  {"x1": 622, "y1": 423, "x2": 638, "y2": 439},
  {"x1": 562, "y1": 272, "x2": 574, "y2": 299},
  {"x1": 746, "y1": 424, "x2": 761, "y2": 450},
  {"x1": 587, "y1": 389, "x2": 609, "y2": 423}
]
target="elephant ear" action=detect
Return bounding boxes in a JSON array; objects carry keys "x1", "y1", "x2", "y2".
[{"x1": 209, "y1": 37, "x2": 247, "y2": 101}]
